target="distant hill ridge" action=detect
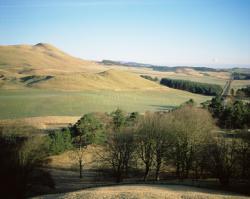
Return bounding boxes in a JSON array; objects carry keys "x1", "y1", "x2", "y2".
[{"x1": 101, "y1": 60, "x2": 228, "y2": 72}]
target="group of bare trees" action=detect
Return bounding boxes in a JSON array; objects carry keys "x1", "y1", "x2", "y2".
[
  {"x1": 103, "y1": 106, "x2": 250, "y2": 185},
  {"x1": 0, "y1": 127, "x2": 54, "y2": 198}
]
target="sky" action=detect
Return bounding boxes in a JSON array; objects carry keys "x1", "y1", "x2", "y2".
[{"x1": 0, "y1": 0, "x2": 249, "y2": 67}]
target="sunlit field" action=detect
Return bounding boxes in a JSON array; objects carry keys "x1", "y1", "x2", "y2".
[{"x1": 0, "y1": 89, "x2": 210, "y2": 119}]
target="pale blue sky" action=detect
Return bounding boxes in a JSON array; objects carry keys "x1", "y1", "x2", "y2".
[{"x1": 0, "y1": 0, "x2": 249, "y2": 67}]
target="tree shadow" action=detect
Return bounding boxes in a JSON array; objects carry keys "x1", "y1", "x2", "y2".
[{"x1": 150, "y1": 105, "x2": 176, "y2": 111}]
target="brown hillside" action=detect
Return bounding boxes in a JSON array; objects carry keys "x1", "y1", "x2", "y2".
[
  {"x1": 0, "y1": 43, "x2": 104, "y2": 74},
  {"x1": 0, "y1": 44, "x2": 164, "y2": 91}
]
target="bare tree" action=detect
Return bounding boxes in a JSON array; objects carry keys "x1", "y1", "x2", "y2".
[
  {"x1": 206, "y1": 136, "x2": 238, "y2": 185},
  {"x1": 169, "y1": 105, "x2": 216, "y2": 179},
  {"x1": 104, "y1": 128, "x2": 135, "y2": 182},
  {"x1": 70, "y1": 144, "x2": 85, "y2": 178},
  {"x1": 136, "y1": 113, "x2": 157, "y2": 181},
  {"x1": 154, "y1": 113, "x2": 175, "y2": 181}
]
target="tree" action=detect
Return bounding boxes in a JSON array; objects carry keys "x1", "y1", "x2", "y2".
[
  {"x1": 73, "y1": 113, "x2": 103, "y2": 178},
  {"x1": 48, "y1": 128, "x2": 72, "y2": 155},
  {"x1": 74, "y1": 113, "x2": 103, "y2": 145},
  {"x1": 127, "y1": 112, "x2": 140, "y2": 124},
  {"x1": 230, "y1": 88, "x2": 235, "y2": 96},
  {"x1": 160, "y1": 78, "x2": 222, "y2": 96},
  {"x1": 70, "y1": 144, "x2": 85, "y2": 179},
  {"x1": 104, "y1": 128, "x2": 135, "y2": 182},
  {"x1": 111, "y1": 108, "x2": 127, "y2": 131},
  {"x1": 169, "y1": 106, "x2": 215, "y2": 179},
  {"x1": 136, "y1": 113, "x2": 157, "y2": 181},
  {"x1": 231, "y1": 101, "x2": 246, "y2": 128},
  {"x1": 206, "y1": 136, "x2": 238, "y2": 185},
  {"x1": 208, "y1": 96, "x2": 250, "y2": 129},
  {"x1": 0, "y1": 130, "x2": 54, "y2": 198},
  {"x1": 153, "y1": 114, "x2": 175, "y2": 181},
  {"x1": 235, "y1": 130, "x2": 250, "y2": 179}
]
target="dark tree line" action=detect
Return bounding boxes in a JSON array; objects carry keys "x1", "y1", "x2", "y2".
[
  {"x1": 160, "y1": 78, "x2": 222, "y2": 96},
  {"x1": 208, "y1": 96, "x2": 250, "y2": 129},
  {"x1": 232, "y1": 72, "x2": 250, "y2": 80},
  {"x1": 140, "y1": 75, "x2": 159, "y2": 82},
  {"x1": 236, "y1": 86, "x2": 250, "y2": 98}
]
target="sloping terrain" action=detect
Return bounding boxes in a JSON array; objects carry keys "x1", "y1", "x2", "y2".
[
  {"x1": 0, "y1": 43, "x2": 103, "y2": 74},
  {"x1": 0, "y1": 43, "x2": 163, "y2": 91},
  {"x1": 0, "y1": 43, "x2": 213, "y2": 121},
  {"x1": 32, "y1": 185, "x2": 249, "y2": 199},
  {"x1": 0, "y1": 89, "x2": 210, "y2": 120},
  {"x1": 28, "y1": 69, "x2": 163, "y2": 91}
]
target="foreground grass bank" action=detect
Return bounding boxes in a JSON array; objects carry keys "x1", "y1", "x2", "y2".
[
  {"x1": 0, "y1": 89, "x2": 210, "y2": 119},
  {"x1": 32, "y1": 184, "x2": 249, "y2": 199}
]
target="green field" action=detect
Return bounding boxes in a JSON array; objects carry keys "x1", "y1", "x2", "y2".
[{"x1": 0, "y1": 89, "x2": 210, "y2": 119}]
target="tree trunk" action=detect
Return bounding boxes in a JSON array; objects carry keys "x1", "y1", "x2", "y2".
[
  {"x1": 144, "y1": 164, "x2": 150, "y2": 181},
  {"x1": 79, "y1": 159, "x2": 82, "y2": 178},
  {"x1": 219, "y1": 176, "x2": 230, "y2": 186},
  {"x1": 155, "y1": 161, "x2": 161, "y2": 181},
  {"x1": 116, "y1": 165, "x2": 122, "y2": 183},
  {"x1": 176, "y1": 162, "x2": 180, "y2": 178}
]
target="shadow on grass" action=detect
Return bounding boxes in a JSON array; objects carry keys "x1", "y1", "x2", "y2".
[
  {"x1": 150, "y1": 105, "x2": 176, "y2": 111},
  {"x1": 31, "y1": 168, "x2": 250, "y2": 198}
]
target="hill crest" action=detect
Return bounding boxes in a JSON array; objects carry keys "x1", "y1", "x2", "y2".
[{"x1": 0, "y1": 43, "x2": 163, "y2": 91}]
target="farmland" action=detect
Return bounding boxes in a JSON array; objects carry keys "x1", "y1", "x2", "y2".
[{"x1": 0, "y1": 88, "x2": 210, "y2": 120}]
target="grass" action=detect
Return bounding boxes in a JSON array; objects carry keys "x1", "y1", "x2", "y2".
[
  {"x1": 0, "y1": 89, "x2": 210, "y2": 119},
  {"x1": 32, "y1": 184, "x2": 249, "y2": 199},
  {"x1": 231, "y1": 80, "x2": 250, "y2": 90},
  {"x1": 157, "y1": 73, "x2": 228, "y2": 86},
  {"x1": 130, "y1": 68, "x2": 230, "y2": 86},
  {"x1": 0, "y1": 43, "x2": 103, "y2": 74}
]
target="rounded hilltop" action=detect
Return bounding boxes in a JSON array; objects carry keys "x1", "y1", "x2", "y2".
[{"x1": 33, "y1": 42, "x2": 58, "y2": 50}]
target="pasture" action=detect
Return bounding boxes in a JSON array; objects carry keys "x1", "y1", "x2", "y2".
[{"x1": 0, "y1": 89, "x2": 210, "y2": 120}]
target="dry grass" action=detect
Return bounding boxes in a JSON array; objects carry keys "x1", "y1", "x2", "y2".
[
  {"x1": 0, "y1": 116, "x2": 80, "y2": 129},
  {"x1": 48, "y1": 145, "x2": 104, "y2": 170},
  {"x1": 122, "y1": 67, "x2": 230, "y2": 86},
  {"x1": 231, "y1": 80, "x2": 250, "y2": 90},
  {"x1": 0, "y1": 44, "x2": 164, "y2": 91},
  {"x1": 0, "y1": 43, "x2": 232, "y2": 91},
  {"x1": 0, "y1": 43, "x2": 104, "y2": 74},
  {"x1": 32, "y1": 184, "x2": 249, "y2": 199},
  {"x1": 30, "y1": 69, "x2": 164, "y2": 91}
]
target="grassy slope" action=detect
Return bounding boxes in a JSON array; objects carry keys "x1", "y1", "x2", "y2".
[
  {"x1": 30, "y1": 69, "x2": 163, "y2": 91},
  {"x1": 32, "y1": 185, "x2": 249, "y2": 199},
  {"x1": 127, "y1": 67, "x2": 230, "y2": 86},
  {"x1": 1, "y1": 43, "x2": 234, "y2": 122},
  {"x1": 0, "y1": 43, "x2": 103, "y2": 74},
  {"x1": 0, "y1": 89, "x2": 210, "y2": 119},
  {"x1": 0, "y1": 43, "x2": 166, "y2": 91}
]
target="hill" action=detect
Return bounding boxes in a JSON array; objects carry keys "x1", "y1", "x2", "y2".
[
  {"x1": 0, "y1": 43, "x2": 163, "y2": 91},
  {"x1": 100, "y1": 59, "x2": 225, "y2": 72},
  {"x1": 24, "y1": 69, "x2": 163, "y2": 91},
  {"x1": 0, "y1": 43, "x2": 103, "y2": 74}
]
